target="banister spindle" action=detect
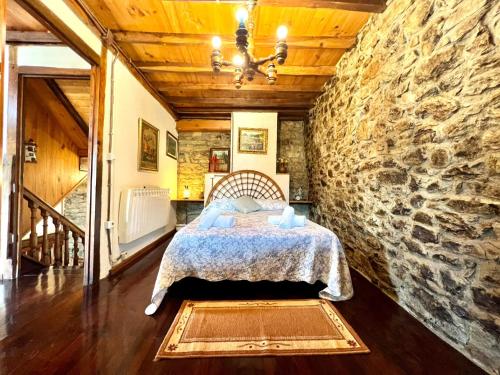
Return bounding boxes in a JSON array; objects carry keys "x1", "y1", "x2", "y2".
[
  {"x1": 53, "y1": 218, "x2": 62, "y2": 267},
  {"x1": 63, "y1": 224, "x2": 70, "y2": 267},
  {"x1": 41, "y1": 209, "x2": 50, "y2": 265},
  {"x1": 72, "y1": 231, "x2": 79, "y2": 267},
  {"x1": 28, "y1": 201, "x2": 38, "y2": 259}
]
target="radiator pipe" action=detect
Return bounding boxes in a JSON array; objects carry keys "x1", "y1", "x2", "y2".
[{"x1": 106, "y1": 53, "x2": 119, "y2": 263}]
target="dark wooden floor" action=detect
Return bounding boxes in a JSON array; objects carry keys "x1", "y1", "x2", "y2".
[{"x1": 0, "y1": 240, "x2": 484, "y2": 375}]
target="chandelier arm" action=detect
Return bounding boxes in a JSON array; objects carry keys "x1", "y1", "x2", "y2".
[
  {"x1": 254, "y1": 66, "x2": 268, "y2": 76},
  {"x1": 254, "y1": 54, "x2": 278, "y2": 66}
]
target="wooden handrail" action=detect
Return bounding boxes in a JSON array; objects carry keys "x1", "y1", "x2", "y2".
[
  {"x1": 23, "y1": 188, "x2": 84, "y2": 237},
  {"x1": 22, "y1": 187, "x2": 84, "y2": 267}
]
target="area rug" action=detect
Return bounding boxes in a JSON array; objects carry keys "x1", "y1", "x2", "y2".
[{"x1": 155, "y1": 299, "x2": 369, "y2": 359}]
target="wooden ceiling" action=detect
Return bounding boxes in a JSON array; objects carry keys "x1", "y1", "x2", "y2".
[
  {"x1": 55, "y1": 79, "x2": 91, "y2": 125},
  {"x1": 81, "y1": 0, "x2": 385, "y2": 119}
]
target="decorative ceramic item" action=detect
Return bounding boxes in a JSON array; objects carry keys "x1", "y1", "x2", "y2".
[
  {"x1": 277, "y1": 158, "x2": 288, "y2": 173},
  {"x1": 294, "y1": 187, "x2": 303, "y2": 201},
  {"x1": 183, "y1": 185, "x2": 191, "y2": 199}
]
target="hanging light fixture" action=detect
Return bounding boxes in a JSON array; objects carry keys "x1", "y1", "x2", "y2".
[{"x1": 210, "y1": 2, "x2": 288, "y2": 88}]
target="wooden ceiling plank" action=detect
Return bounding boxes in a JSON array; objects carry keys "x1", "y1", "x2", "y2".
[
  {"x1": 177, "y1": 119, "x2": 231, "y2": 132},
  {"x1": 153, "y1": 83, "x2": 323, "y2": 93},
  {"x1": 160, "y1": 0, "x2": 386, "y2": 13},
  {"x1": 138, "y1": 62, "x2": 336, "y2": 76},
  {"x1": 113, "y1": 31, "x2": 355, "y2": 49},
  {"x1": 6, "y1": 30, "x2": 61, "y2": 44},
  {"x1": 46, "y1": 78, "x2": 89, "y2": 135}
]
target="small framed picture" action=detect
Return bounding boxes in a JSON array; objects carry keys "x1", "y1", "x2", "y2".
[
  {"x1": 209, "y1": 148, "x2": 230, "y2": 173},
  {"x1": 138, "y1": 118, "x2": 159, "y2": 172},
  {"x1": 166, "y1": 131, "x2": 178, "y2": 160},
  {"x1": 238, "y1": 128, "x2": 268, "y2": 154}
]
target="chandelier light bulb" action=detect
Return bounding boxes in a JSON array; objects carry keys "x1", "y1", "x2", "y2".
[
  {"x1": 212, "y1": 36, "x2": 222, "y2": 49},
  {"x1": 233, "y1": 54, "x2": 244, "y2": 67},
  {"x1": 236, "y1": 7, "x2": 248, "y2": 23},
  {"x1": 277, "y1": 25, "x2": 288, "y2": 40}
]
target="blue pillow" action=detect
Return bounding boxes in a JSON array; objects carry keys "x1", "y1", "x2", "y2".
[{"x1": 232, "y1": 196, "x2": 262, "y2": 214}]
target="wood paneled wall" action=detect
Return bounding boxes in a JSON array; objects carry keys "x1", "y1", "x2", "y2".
[{"x1": 21, "y1": 78, "x2": 87, "y2": 234}]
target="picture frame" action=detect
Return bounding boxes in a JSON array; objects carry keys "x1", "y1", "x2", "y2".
[
  {"x1": 166, "y1": 131, "x2": 178, "y2": 160},
  {"x1": 209, "y1": 147, "x2": 230, "y2": 173},
  {"x1": 238, "y1": 128, "x2": 268, "y2": 154},
  {"x1": 138, "y1": 118, "x2": 159, "y2": 172}
]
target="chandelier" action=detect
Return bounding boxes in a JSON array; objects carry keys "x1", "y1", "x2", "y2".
[{"x1": 210, "y1": 3, "x2": 288, "y2": 88}]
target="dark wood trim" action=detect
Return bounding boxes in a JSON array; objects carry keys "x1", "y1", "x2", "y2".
[
  {"x1": 7, "y1": 47, "x2": 21, "y2": 278},
  {"x1": 84, "y1": 45, "x2": 106, "y2": 286},
  {"x1": 113, "y1": 31, "x2": 355, "y2": 50},
  {"x1": 108, "y1": 229, "x2": 176, "y2": 277},
  {"x1": 6, "y1": 30, "x2": 61, "y2": 45},
  {"x1": 17, "y1": 66, "x2": 91, "y2": 77},
  {"x1": 0, "y1": 0, "x2": 5, "y2": 238},
  {"x1": 161, "y1": 0, "x2": 386, "y2": 12},
  {"x1": 46, "y1": 78, "x2": 89, "y2": 135},
  {"x1": 14, "y1": 0, "x2": 99, "y2": 65}
]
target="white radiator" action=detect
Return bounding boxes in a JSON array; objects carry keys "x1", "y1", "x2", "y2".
[{"x1": 118, "y1": 187, "x2": 170, "y2": 244}]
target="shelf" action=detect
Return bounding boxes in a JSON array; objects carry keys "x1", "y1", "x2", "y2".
[
  {"x1": 290, "y1": 200, "x2": 313, "y2": 204},
  {"x1": 172, "y1": 199, "x2": 204, "y2": 203}
]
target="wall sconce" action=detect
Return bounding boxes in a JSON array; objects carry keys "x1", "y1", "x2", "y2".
[
  {"x1": 24, "y1": 138, "x2": 37, "y2": 163},
  {"x1": 183, "y1": 185, "x2": 191, "y2": 200}
]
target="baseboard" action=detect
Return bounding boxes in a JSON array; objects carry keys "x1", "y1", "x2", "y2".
[{"x1": 108, "y1": 229, "x2": 176, "y2": 277}]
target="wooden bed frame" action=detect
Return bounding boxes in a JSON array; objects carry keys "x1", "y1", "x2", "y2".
[{"x1": 206, "y1": 170, "x2": 285, "y2": 205}]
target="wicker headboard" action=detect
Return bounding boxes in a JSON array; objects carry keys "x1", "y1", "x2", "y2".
[{"x1": 206, "y1": 170, "x2": 285, "y2": 205}]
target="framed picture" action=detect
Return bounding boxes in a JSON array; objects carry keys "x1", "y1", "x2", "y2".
[
  {"x1": 238, "y1": 128, "x2": 268, "y2": 154},
  {"x1": 166, "y1": 131, "x2": 178, "y2": 160},
  {"x1": 138, "y1": 118, "x2": 159, "y2": 172},
  {"x1": 209, "y1": 148, "x2": 230, "y2": 173}
]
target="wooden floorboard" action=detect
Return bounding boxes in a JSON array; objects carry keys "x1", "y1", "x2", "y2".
[{"x1": 0, "y1": 239, "x2": 484, "y2": 375}]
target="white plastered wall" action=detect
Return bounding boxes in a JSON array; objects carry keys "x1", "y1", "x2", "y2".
[{"x1": 231, "y1": 112, "x2": 290, "y2": 201}]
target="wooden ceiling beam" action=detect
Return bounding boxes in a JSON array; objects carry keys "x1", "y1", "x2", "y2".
[
  {"x1": 6, "y1": 30, "x2": 61, "y2": 45},
  {"x1": 45, "y1": 78, "x2": 89, "y2": 135},
  {"x1": 138, "y1": 62, "x2": 336, "y2": 76},
  {"x1": 161, "y1": 0, "x2": 386, "y2": 13},
  {"x1": 113, "y1": 31, "x2": 355, "y2": 50},
  {"x1": 177, "y1": 119, "x2": 231, "y2": 132},
  {"x1": 153, "y1": 83, "x2": 323, "y2": 93}
]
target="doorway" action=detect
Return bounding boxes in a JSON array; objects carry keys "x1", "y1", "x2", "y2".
[{"x1": 1, "y1": 0, "x2": 105, "y2": 285}]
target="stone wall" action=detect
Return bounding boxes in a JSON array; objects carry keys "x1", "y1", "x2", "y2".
[
  {"x1": 177, "y1": 132, "x2": 231, "y2": 199},
  {"x1": 306, "y1": 0, "x2": 499, "y2": 373},
  {"x1": 62, "y1": 179, "x2": 87, "y2": 257},
  {"x1": 278, "y1": 121, "x2": 309, "y2": 199},
  {"x1": 177, "y1": 123, "x2": 309, "y2": 202}
]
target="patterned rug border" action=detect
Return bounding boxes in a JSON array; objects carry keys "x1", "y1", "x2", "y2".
[{"x1": 155, "y1": 299, "x2": 370, "y2": 360}]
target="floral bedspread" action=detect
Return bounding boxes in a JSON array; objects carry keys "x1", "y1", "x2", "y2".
[{"x1": 147, "y1": 210, "x2": 353, "y2": 314}]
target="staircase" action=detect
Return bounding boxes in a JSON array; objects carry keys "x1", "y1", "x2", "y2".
[{"x1": 22, "y1": 188, "x2": 85, "y2": 270}]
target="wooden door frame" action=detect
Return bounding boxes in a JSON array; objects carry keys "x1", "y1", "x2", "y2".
[{"x1": 6, "y1": 0, "x2": 106, "y2": 286}]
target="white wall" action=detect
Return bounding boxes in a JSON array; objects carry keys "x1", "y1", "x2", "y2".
[
  {"x1": 100, "y1": 55, "x2": 177, "y2": 276},
  {"x1": 0, "y1": 1, "x2": 178, "y2": 280},
  {"x1": 231, "y1": 112, "x2": 289, "y2": 201}
]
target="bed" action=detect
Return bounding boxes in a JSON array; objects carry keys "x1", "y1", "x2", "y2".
[{"x1": 145, "y1": 170, "x2": 353, "y2": 315}]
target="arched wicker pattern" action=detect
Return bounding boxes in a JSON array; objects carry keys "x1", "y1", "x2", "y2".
[{"x1": 207, "y1": 170, "x2": 285, "y2": 205}]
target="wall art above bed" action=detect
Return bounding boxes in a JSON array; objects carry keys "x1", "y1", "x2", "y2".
[{"x1": 238, "y1": 128, "x2": 268, "y2": 154}]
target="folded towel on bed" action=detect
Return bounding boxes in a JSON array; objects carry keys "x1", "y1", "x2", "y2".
[
  {"x1": 268, "y1": 214, "x2": 306, "y2": 227},
  {"x1": 279, "y1": 206, "x2": 295, "y2": 229},
  {"x1": 198, "y1": 207, "x2": 222, "y2": 229},
  {"x1": 213, "y1": 215, "x2": 235, "y2": 228}
]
